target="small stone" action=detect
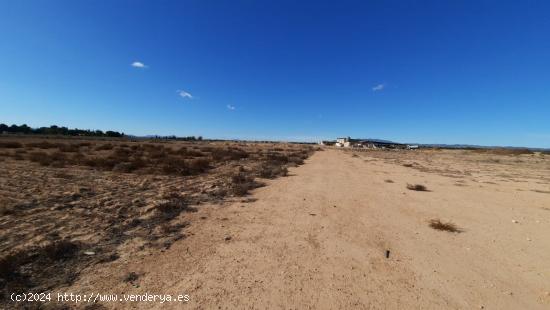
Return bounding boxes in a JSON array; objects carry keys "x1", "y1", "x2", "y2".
[
  {"x1": 84, "y1": 251, "x2": 95, "y2": 255},
  {"x1": 512, "y1": 220, "x2": 519, "y2": 223},
  {"x1": 224, "y1": 236, "x2": 231, "y2": 241}
]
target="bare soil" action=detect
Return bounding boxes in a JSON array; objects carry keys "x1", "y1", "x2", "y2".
[{"x1": 2, "y1": 144, "x2": 550, "y2": 309}]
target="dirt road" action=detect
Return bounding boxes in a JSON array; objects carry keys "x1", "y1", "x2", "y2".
[{"x1": 73, "y1": 149, "x2": 550, "y2": 309}]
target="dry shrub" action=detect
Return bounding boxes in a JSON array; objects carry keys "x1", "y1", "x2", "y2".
[
  {"x1": 28, "y1": 151, "x2": 53, "y2": 166},
  {"x1": 258, "y1": 163, "x2": 288, "y2": 179},
  {"x1": 160, "y1": 157, "x2": 189, "y2": 175},
  {"x1": 0, "y1": 240, "x2": 82, "y2": 298},
  {"x1": 0, "y1": 141, "x2": 23, "y2": 148},
  {"x1": 210, "y1": 147, "x2": 248, "y2": 161},
  {"x1": 470, "y1": 148, "x2": 534, "y2": 155},
  {"x1": 42, "y1": 240, "x2": 80, "y2": 260},
  {"x1": 429, "y1": 219, "x2": 461, "y2": 233},
  {"x1": 112, "y1": 162, "x2": 136, "y2": 173},
  {"x1": 77, "y1": 142, "x2": 91, "y2": 147},
  {"x1": 58, "y1": 143, "x2": 80, "y2": 152},
  {"x1": 111, "y1": 147, "x2": 132, "y2": 159},
  {"x1": 176, "y1": 146, "x2": 204, "y2": 158},
  {"x1": 154, "y1": 195, "x2": 196, "y2": 220},
  {"x1": 95, "y1": 143, "x2": 114, "y2": 151},
  {"x1": 112, "y1": 158, "x2": 147, "y2": 173},
  {"x1": 288, "y1": 155, "x2": 305, "y2": 165},
  {"x1": 83, "y1": 157, "x2": 117, "y2": 170},
  {"x1": 70, "y1": 152, "x2": 86, "y2": 164},
  {"x1": 148, "y1": 148, "x2": 167, "y2": 159},
  {"x1": 187, "y1": 158, "x2": 211, "y2": 174},
  {"x1": 229, "y1": 172, "x2": 260, "y2": 196},
  {"x1": 406, "y1": 184, "x2": 429, "y2": 191},
  {"x1": 26, "y1": 141, "x2": 62, "y2": 149}
]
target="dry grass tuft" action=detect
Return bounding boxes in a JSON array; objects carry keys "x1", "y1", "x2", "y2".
[
  {"x1": 429, "y1": 219, "x2": 462, "y2": 233},
  {"x1": 406, "y1": 183, "x2": 429, "y2": 191}
]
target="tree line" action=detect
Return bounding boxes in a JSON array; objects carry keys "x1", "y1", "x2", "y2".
[{"x1": 0, "y1": 123, "x2": 124, "y2": 137}]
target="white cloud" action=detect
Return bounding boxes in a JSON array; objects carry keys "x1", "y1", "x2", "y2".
[
  {"x1": 131, "y1": 61, "x2": 147, "y2": 68},
  {"x1": 372, "y1": 84, "x2": 385, "y2": 91},
  {"x1": 227, "y1": 104, "x2": 236, "y2": 110},
  {"x1": 177, "y1": 90, "x2": 193, "y2": 99}
]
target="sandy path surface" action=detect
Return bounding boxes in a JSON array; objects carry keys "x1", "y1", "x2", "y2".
[{"x1": 74, "y1": 149, "x2": 550, "y2": 309}]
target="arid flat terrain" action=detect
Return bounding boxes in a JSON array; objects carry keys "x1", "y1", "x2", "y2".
[{"x1": 2, "y1": 141, "x2": 550, "y2": 309}]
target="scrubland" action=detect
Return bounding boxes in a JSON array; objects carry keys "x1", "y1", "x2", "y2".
[{"x1": 0, "y1": 136, "x2": 314, "y2": 307}]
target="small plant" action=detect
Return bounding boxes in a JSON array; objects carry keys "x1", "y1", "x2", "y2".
[
  {"x1": 384, "y1": 179, "x2": 394, "y2": 183},
  {"x1": 123, "y1": 272, "x2": 139, "y2": 283},
  {"x1": 429, "y1": 219, "x2": 461, "y2": 233},
  {"x1": 407, "y1": 184, "x2": 428, "y2": 191}
]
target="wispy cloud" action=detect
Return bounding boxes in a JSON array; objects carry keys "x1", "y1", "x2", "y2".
[
  {"x1": 227, "y1": 104, "x2": 236, "y2": 110},
  {"x1": 131, "y1": 61, "x2": 147, "y2": 68},
  {"x1": 372, "y1": 84, "x2": 385, "y2": 92},
  {"x1": 177, "y1": 90, "x2": 193, "y2": 99}
]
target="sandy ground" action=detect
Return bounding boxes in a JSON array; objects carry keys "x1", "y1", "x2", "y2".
[{"x1": 62, "y1": 148, "x2": 550, "y2": 309}]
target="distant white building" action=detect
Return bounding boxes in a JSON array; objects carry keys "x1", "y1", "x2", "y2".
[{"x1": 336, "y1": 137, "x2": 350, "y2": 147}]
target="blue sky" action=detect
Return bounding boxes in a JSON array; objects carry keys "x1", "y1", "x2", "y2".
[{"x1": 1, "y1": 1, "x2": 549, "y2": 147}]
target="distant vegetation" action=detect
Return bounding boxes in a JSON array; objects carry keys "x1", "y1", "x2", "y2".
[{"x1": 0, "y1": 123, "x2": 124, "y2": 137}]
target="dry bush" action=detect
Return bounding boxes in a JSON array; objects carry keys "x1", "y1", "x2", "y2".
[
  {"x1": 26, "y1": 141, "x2": 62, "y2": 149},
  {"x1": 28, "y1": 151, "x2": 53, "y2": 166},
  {"x1": 406, "y1": 184, "x2": 429, "y2": 191},
  {"x1": 95, "y1": 143, "x2": 114, "y2": 151},
  {"x1": 176, "y1": 146, "x2": 205, "y2": 158},
  {"x1": 0, "y1": 240, "x2": 82, "y2": 297},
  {"x1": 229, "y1": 172, "x2": 260, "y2": 196},
  {"x1": 111, "y1": 147, "x2": 132, "y2": 159},
  {"x1": 187, "y1": 158, "x2": 211, "y2": 174},
  {"x1": 160, "y1": 157, "x2": 189, "y2": 175},
  {"x1": 258, "y1": 163, "x2": 288, "y2": 179},
  {"x1": 210, "y1": 147, "x2": 248, "y2": 161},
  {"x1": 42, "y1": 240, "x2": 80, "y2": 260},
  {"x1": 0, "y1": 141, "x2": 23, "y2": 148},
  {"x1": 429, "y1": 219, "x2": 461, "y2": 233},
  {"x1": 83, "y1": 156, "x2": 117, "y2": 170},
  {"x1": 76, "y1": 142, "x2": 91, "y2": 147},
  {"x1": 470, "y1": 148, "x2": 534, "y2": 155},
  {"x1": 112, "y1": 158, "x2": 147, "y2": 173},
  {"x1": 13, "y1": 149, "x2": 26, "y2": 161},
  {"x1": 58, "y1": 143, "x2": 80, "y2": 153},
  {"x1": 154, "y1": 194, "x2": 197, "y2": 221}
]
